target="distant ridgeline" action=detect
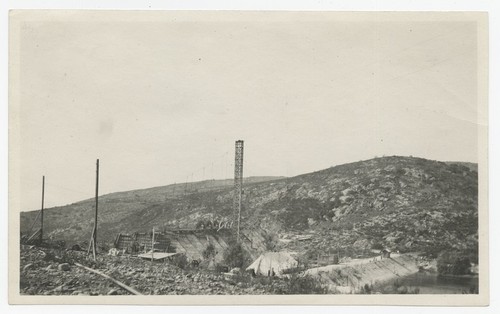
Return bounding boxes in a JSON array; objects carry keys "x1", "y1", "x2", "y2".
[{"x1": 20, "y1": 156, "x2": 478, "y2": 259}]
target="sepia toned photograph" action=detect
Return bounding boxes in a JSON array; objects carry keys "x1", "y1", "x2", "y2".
[{"x1": 8, "y1": 10, "x2": 488, "y2": 305}]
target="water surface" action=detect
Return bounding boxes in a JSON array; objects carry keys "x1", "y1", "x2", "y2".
[{"x1": 390, "y1": 272, "x2": 479, "y2": 294}]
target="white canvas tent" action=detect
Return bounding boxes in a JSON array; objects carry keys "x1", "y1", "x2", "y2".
[{"x1": 246, "y1": 252, "x2": 298, "y2": 277}]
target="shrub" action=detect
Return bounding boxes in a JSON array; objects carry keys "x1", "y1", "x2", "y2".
[
  {"x1": 395, "y1": 166, "x2": 406, "y2": 177},
  {"x1": 359, "y1": 283, "x2": 373, "y2": 294},
  {"x1": 272, "y1": 274, "x2": 328, "y2": 294},
  {"x1": 223, "y1": 241, "x2": 250, "y2": 269},
  {"x1": 170, "y1": 253, "x2": 188, "y2": 269},
  {"x1": 215, "y1": 264, "x2": 229, "y2": 273},
  {"x1": 371, "y1": 242, "x2": 384, "y2": 250},
  {"x1": 195, "y1": 221, "x2": 205, "y2": 229},
  {"x1": 437, "y1": 251, "x2": 471, "y2": 275}
]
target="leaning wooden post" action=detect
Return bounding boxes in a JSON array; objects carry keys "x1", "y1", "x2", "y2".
[{"x1": 39, "y1": 175, "x2": 45, "y2": 243}]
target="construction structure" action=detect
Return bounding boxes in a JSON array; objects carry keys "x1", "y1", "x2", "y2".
[
  {"x1": 114, "y1": 231, "x2": 172, "y2": 254},
  {"x1": 114, "y1": 227, "x2": 269, "y2": 263},
  {"x1": 233, "y1": 140, "x2": 244, "y2": 241}
]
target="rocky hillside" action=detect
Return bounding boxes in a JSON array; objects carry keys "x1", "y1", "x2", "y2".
[
  {"x1": 21, "y1": 156, "x2": 478, "y2": 259},
  {"x1": 20, "y1": 176, "x2": 282, "y2": 245}
]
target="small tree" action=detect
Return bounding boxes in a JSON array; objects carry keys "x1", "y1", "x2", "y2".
[
  {"x1": 223, "y1": 241, "x2": 249, "y2": 268},
  {"x1": 203, "y1": 243, "x2": 217, "y2": 260},
  {"x1": 263, "y1": 232, "x2": 279, "y2": 251}
]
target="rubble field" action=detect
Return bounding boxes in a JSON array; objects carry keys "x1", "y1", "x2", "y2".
[{"x1": 20, "y1": 245, "x2": 300, "y2": 295}]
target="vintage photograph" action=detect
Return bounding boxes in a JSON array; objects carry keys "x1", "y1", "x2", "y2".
[{"x1": 8, "y1": 11, "x2": 488, "y2": 305}]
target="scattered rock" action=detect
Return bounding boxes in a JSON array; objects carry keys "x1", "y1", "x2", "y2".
[
  {"x1": 23, "y1": 263, "x2": 33, "y2": 271},
  {"x1": 43, "y1": 252, "x2": 55, "y2": 261},
  {"x1": 58, "y1": 263, "x2": 71, "y2": 271},
  {"x1": 53, "y1": 285, "x2": 67, "y2": 293},
  {"x1": 107, "y1": 288, "x2": 119, "y2": 295}
]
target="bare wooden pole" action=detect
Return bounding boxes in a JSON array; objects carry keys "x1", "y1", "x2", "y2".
[
  {"x1": 94, "y1": 159, "x2": 99, "y2": 254},
  {"x1": 151, "y1": 227, "x2": 155, "y2": 263},
  {"x1": 39, "y1": 175, "x2": 45, "y2": 243},
  {"x1": 87, "y1": 159, "x2": 99, "y2": 259}
]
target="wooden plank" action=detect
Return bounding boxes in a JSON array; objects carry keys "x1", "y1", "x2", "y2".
[
  {"x1": 75, "y1": 262, "x2": 143, "y2": 295},
  {"x1": 138, "y1": 252, "x2": 179, "y2": 260}
]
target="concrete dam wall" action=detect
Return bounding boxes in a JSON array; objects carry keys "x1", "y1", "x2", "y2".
[{"x1": 306, "y1": 254, "x2": 420, "y2": 293}]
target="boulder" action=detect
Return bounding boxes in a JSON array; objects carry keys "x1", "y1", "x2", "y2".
[{"x1": 108, "y1": 248, "x2": 120, "y2": 256}]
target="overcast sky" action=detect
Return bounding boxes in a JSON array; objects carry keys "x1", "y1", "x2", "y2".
[{"x1": 13, "y1": 12, "x2": 481, "y2": 211}]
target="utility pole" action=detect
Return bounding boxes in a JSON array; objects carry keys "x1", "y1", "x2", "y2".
[
  {"x1": 39, "y1": 175, "x2": 45, "y2": 243},
  {"x1": 94, "y1": 159, "x2": 99, "y2": 254},
  {"x1": 87, "y1": 159, "x2": 99, "y2": 260},
  {"x1": 233, "y1": 140, "x2": 244, "y2": 242}
]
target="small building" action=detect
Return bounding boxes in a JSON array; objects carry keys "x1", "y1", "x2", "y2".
[
  {"x1": 317, "y1": 252, "x2": 339, "y2": 266},
  {"x1": 380, "y1": 249, "x2": 391, "y2": 259}
]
